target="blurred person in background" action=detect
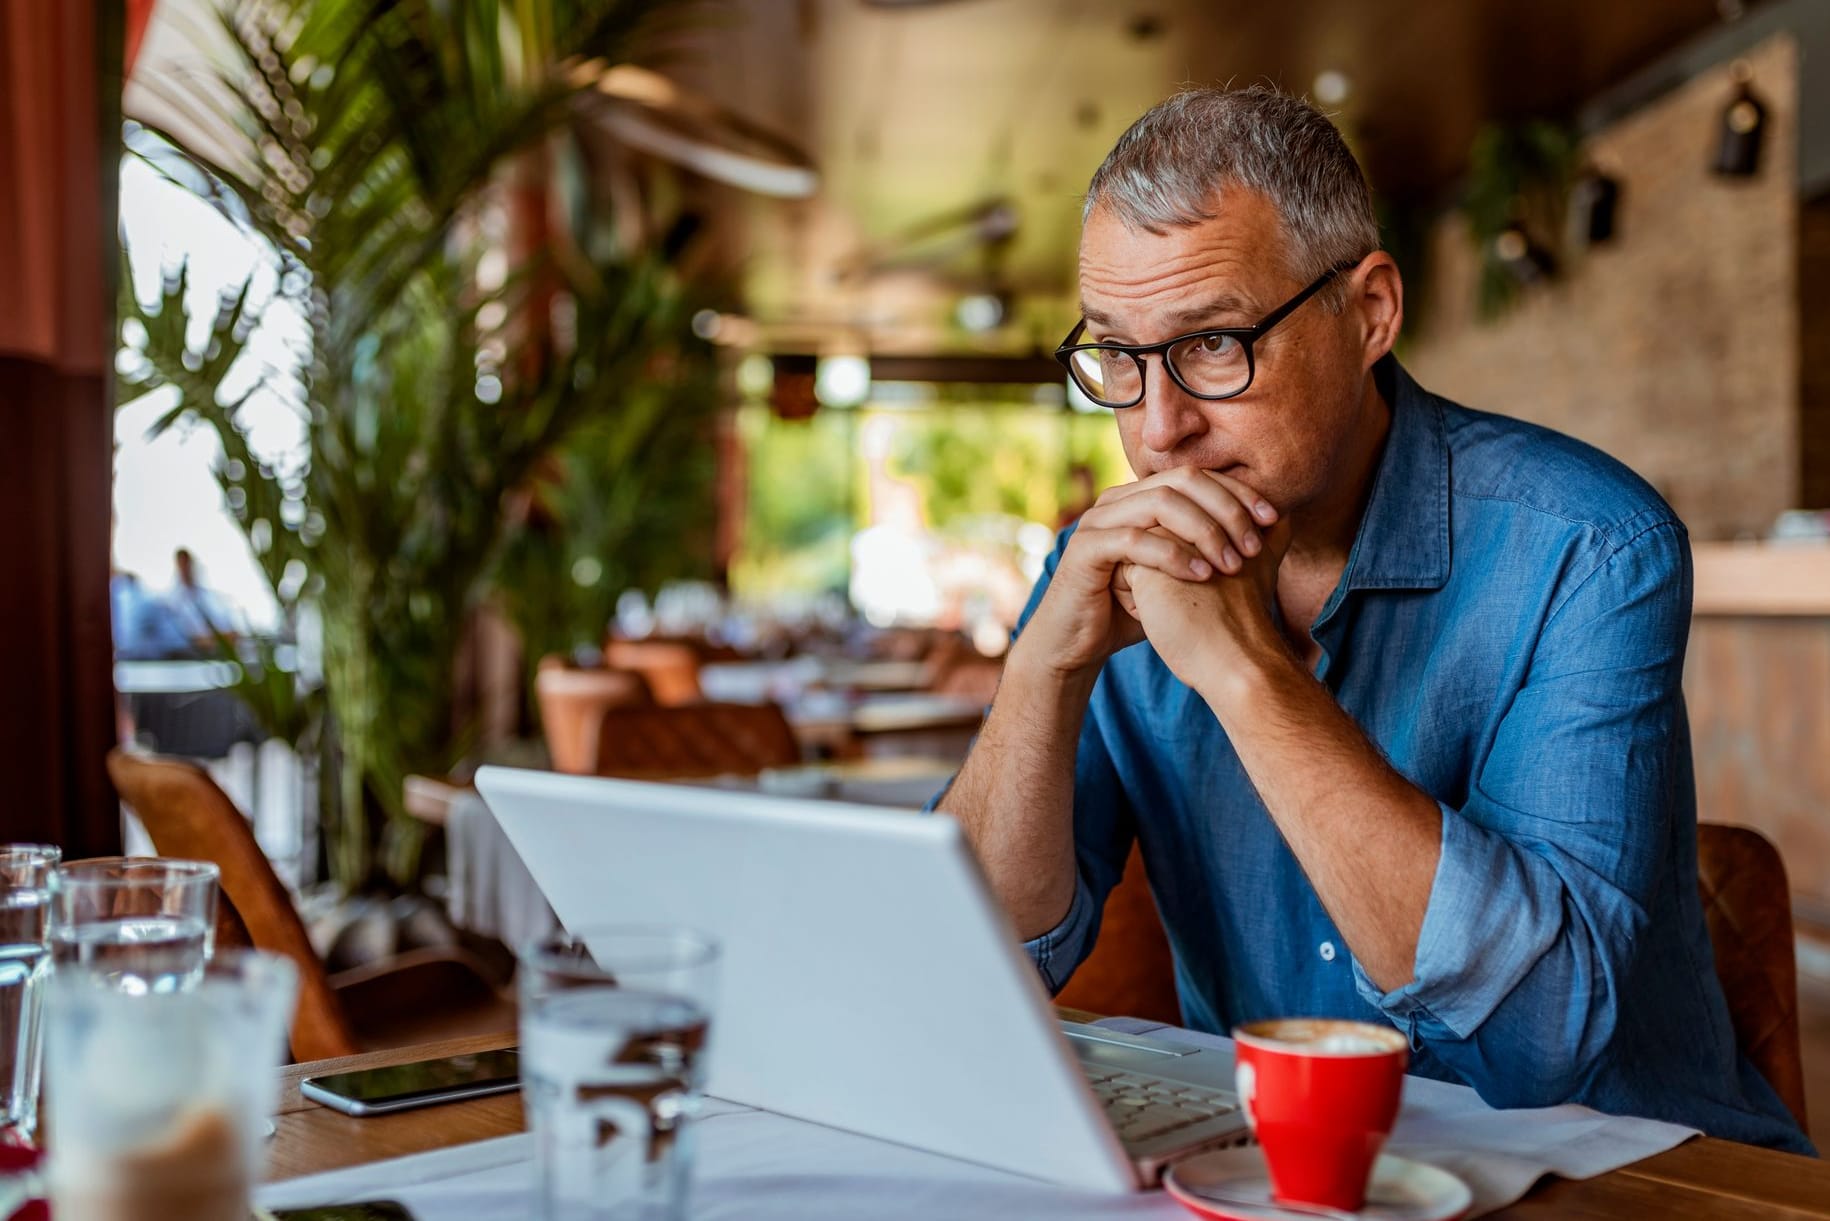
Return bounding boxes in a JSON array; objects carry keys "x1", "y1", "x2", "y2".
[
  {"x1": 161, "y1": 548, "x2": 241, "y2": 655},
  {"x1": 110, "y1": 567, "x2": 187, "y2": 659}
]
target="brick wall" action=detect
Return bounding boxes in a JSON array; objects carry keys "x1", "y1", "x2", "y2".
[{"x1": 1400, "y1": 34, "x2": 1799, "y2": 542}]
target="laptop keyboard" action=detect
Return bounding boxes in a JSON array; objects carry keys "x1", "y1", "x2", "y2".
[{"x1": 1082, "y1": 1066, "x2": 1241, "y2": 1146}]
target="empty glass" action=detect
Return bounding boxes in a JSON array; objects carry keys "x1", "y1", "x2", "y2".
[
  {"x1": 40, "y1": 949, "x2": 297, "y2": 1221},
  {"x1": 0, "y1": 845, "x2": 60, "y2": 1141},
  {"x1": 520, "y1": 927, "x2": 720, "y2": 1221},
  {"x1": 47, "y1": 859, "x2": 218, "y2": 995}
]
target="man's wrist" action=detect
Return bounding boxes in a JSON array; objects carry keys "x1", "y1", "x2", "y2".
[
  {"x1": 1004, "y1": 634, "x2": 1102, "y2": 706},
  {"x1": 1190, "y1": 635, "x2": 1310, "y2": 718}
]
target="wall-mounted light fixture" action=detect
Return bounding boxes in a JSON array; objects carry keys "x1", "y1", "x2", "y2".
[
  {"x1": 1493, "y1": 224, "x2": 1556, "y2": 285},
  {"x1": 1712, "y1": 59, "x2": 1768, "y2": 178},
  {"x1": 1569, "y1": 169, "x2": 1621, "y2": 248}
]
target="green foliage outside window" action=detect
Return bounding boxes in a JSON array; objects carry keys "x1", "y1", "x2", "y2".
[{"x1": 731, "y1": 398, "x2": 1130, "y2": 604}]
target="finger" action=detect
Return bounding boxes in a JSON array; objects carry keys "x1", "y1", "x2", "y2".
[
  {"x1": 1081, "y1": 485, "x2": 1253, "y2": 573},
  {"x1": 1198, "y1": 468, "x2": 1279, "y2": 528},
  {"x1": 1102, "y1": 467, "x2": 1271, "y2": 558},
  {"x1": 1068, "y1": 524, "x2": 1214, "y2": 583},
  {"x1": 1156, "y1": 468, "x2": 1275, "y2": 559},
  {"x1": 1103, "y1": 466, "x2": 1278, "y2": 536},
  {"x1": 1114, "y1": 567, "x2": 1141, "y2": 621}
]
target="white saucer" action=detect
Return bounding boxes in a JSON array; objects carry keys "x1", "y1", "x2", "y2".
[{"x1": 1165, "y1": 1146, "x2": 1473, "y2": 1221}]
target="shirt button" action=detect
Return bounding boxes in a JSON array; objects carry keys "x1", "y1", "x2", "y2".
[{"x1": 1318, "y1": 941, "x2": 1337, "y2": 962}]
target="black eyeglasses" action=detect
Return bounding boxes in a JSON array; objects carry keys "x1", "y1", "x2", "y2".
[{"x1": 1055, "y1": 262, "x2": 1358, "y2": 409}]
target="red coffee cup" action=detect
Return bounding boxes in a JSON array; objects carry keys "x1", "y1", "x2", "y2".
[{"x1": 1232, "y1": 1018, "x2": 1409, "y2": 1211}]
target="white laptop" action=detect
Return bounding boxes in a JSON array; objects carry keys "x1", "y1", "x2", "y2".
[{"x1": 475, "y1": 766, "x2": 1249, "y2": 1192}]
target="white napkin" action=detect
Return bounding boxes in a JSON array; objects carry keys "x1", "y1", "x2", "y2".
[{"x1": 1098, "y1": 1017, "x2": 1699, "y2": 1215}]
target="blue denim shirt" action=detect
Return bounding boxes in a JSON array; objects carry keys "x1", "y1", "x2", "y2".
[{"x1": 953, "y1": 357, "x2": 1809, "y2": 1153}]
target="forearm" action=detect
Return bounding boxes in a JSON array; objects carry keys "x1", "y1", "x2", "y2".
[
  {"x1": 1200, "y1": 650, "x2": 1442, "y2": 991},
  {"x1": 940, "y1": 639, "x2": 1099, "y2": 939}
]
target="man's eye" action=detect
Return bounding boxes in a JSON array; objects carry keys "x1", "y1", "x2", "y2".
[{"x1": 1197, "y1": 334, "x2": 1238, "y2": 355}]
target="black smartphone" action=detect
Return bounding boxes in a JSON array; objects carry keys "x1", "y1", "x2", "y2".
[
  {"x1": 265, "y1": 1204, "x2": 416, "y2": 1220},
  {"x1": 299, "y1": 1049, "x2": 520, "y2": 1116}
]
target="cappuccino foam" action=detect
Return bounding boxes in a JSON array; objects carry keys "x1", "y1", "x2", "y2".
[
  {"x1": 1237, "y1": 1018, "x2": 1405, "y2": 1055},
  {"x1": 1309, "y1": 1033, "x2": 1393, "y2": 1054}
]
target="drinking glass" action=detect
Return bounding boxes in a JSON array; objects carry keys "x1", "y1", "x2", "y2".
[
  {"x1": 0, "y1": 845, "x2": 60, "y2": 1141},
  {"x1": 39, "y1": 948, "x2": 297, "y2": 1221},
  {"x1": 46, "y1": 859, "x2": 218, "y2": 995},
  {"x1": 520, "y1": 927, "x2": 720, "y2": 1221}
]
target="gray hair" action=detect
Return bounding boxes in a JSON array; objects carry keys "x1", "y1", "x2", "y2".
[{"x1": 1083, "y1": 86, "x2": 1379, "y2": 311}]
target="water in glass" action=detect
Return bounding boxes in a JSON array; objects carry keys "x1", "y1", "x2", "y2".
[
  {"x1": 524, "y1": 988, "x2": 710, "y2": 1221},
  {"x1": 0, "y1": 845, "x2": 58, "y2": 1141},
  {"x1": 48, "y1": 915, "x2": 210, "y2": 996}
]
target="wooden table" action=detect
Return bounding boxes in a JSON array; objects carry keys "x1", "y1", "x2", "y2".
[
  {"x1": 788, "y1": 692, "x2": 985, "y2": 759},
  {"x1": 266, "y1": 1025, "x2": 1830, "y2": 1217}
]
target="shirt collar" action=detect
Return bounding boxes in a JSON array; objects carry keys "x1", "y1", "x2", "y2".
[{"x1": 1334, "y1": 354, "x2": 1451, "y2": 593}]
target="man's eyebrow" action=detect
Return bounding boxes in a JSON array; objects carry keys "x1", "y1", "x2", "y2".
[
  {"x1": 1164, "y1": 294, "x2": 1258, "y2": 327},
  {"x1": 1079, "y1": 294, "x2": 1259, "y2": 337}
]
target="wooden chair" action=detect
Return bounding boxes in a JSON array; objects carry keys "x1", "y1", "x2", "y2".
[
  {"x1": 604, "y1": 640, "x2": 704, "y2": 706},
  {"x1": 534, "y1": 656, "x2": 651, "y2": 774},
  {"x1": 106, "y1": 748, "x2": 516, "y2": 1062},
  {"x1": 592, "y1": 701, "x2": 802, "y2": 780},
  {"x1": 1052, "y1": 822, "x2": 1811, "y2": 1130},
  {"x1": 1054, "y1": 845, "x2": 1182, "y2": 1025},
  {"x1": 1697, "y1": 821, "x2": 1808, "y2": 1129}
]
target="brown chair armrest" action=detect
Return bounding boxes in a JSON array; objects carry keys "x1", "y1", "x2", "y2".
[
  {"x1": 330, "y1": 947, "x2": 516, "y2": 1052},
  {"x1": 328, "y1": 944, "x2": 505, "y2": 998}
]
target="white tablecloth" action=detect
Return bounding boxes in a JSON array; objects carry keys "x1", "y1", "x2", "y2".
[
  {"x1": 259, "y1": 1021, "x2": 1698, "y2": 1219},
  {"x1": 443, "y1": 790, "x2": 558, "y2": 951}
]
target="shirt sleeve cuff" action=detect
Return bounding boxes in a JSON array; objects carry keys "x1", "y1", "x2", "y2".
[
  {"x1": 1024, "y1": 875, "x2": 1096, "y2": 995},
  {"x1": 1350, "y1": 801, "x2": 1552, "y2": 1045}
]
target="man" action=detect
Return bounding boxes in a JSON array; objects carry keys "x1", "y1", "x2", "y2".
[
  {"x1": 163, "y1": 547, "x2": 240, "y2": 655},
  {"x1": 937, "y1": 86, "x2": 1808, "y2": 1151}
]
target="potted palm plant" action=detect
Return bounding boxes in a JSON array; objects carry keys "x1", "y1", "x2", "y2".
[{"x1": 116, "y1": 0, "x2": 713, "y2": 900}]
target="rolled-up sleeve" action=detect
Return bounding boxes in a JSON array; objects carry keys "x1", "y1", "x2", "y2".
[
  {"x1": 1025, "y1": 868, "x2": 1097, "y2": 993},
  {"x1": 1350, "y1": 519, "x2": 1691, "y2": 1108}
]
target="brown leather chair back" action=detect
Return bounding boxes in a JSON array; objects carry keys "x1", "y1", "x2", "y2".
[
  {"x1": 105, "y1": 748, "x2": 360, "y2": 1061},
  {"x1": 604, "y1": 641, "x2": 703, "y2": 707},
  {"x1": 1696, "y1": 822, "x2": 1807, "y2": 1129},
  {"x1": 534, "y1": 657, "x2": 652, "y2": 774},
  {"x1": 1054, "y1": 845, "x2": 1182, "y2": 1025},
  {"x1": 592, "y1": 702, "x2": 802, "y2": 780}
]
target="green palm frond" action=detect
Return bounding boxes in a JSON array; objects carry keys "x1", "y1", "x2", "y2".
[{"x1": 118, "y1": 0, "x2": 713, "y2": 893}]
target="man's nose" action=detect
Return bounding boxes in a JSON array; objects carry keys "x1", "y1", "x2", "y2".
[{"x1": 1137, "y1": 358, "x2": 1209, "y2": 455}]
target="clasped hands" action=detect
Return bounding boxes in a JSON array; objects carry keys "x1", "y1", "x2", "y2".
[{"x1": 1022, "y1": 466, "x2": 1294, "y2": 702}]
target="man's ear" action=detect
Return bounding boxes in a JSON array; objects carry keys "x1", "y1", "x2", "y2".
[{"x1": 1352, "y1": 252, "x2": 1404, "y2": 371}]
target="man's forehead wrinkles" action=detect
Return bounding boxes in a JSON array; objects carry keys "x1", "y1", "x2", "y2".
[
  {"x1": 1079, "y1": 294, "x2": 1257, "y2": 332},
  {"x1": 1079, "y1": 261, "x2": 1262, "y2": 333}
]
